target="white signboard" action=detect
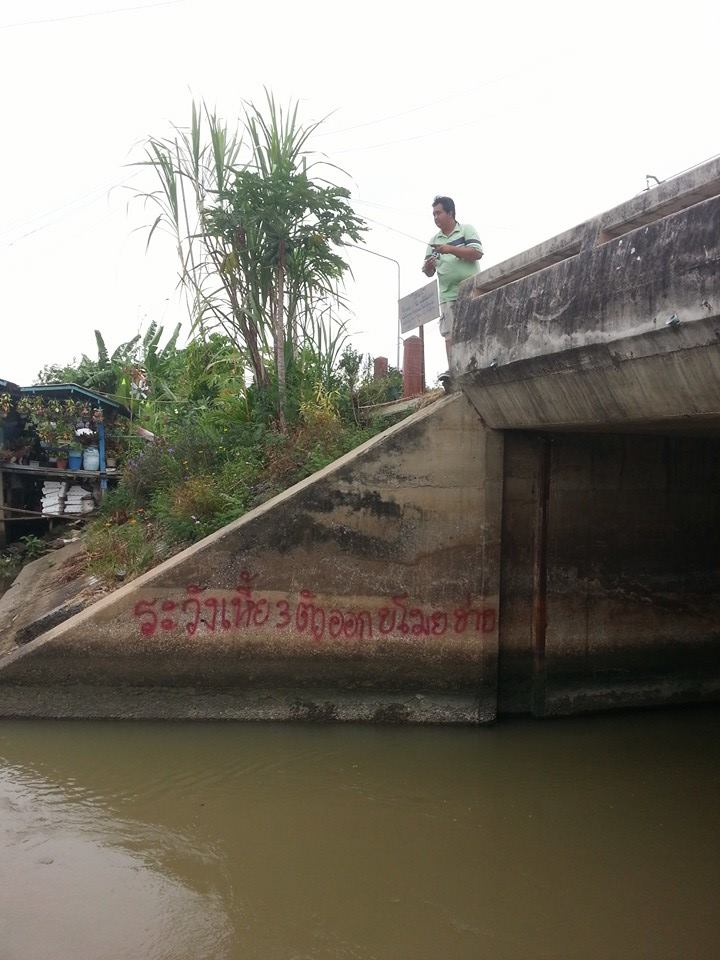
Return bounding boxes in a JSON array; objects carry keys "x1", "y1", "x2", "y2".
[{"x1": 399, "y1": 280, "x2": 440, "y2": 334}]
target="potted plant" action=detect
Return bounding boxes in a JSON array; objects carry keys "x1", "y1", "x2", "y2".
[
  {"x1": 36, "y1": 419, "x2": 58, "y2": 452},
  {"x1": 17, "y1": 396, "x2": 44, "y2": 423},
  {"x1": 10, "y1": 435, "x2": 32, "y2": 464},
  {"x1": 104, "y1": 435, "x2": 123, "y2": 471},
  {"x1": 68, "y1": 428, "x2": 91, "y2": 470},
  {"x1": 72, "y1": 426, "x2": 97, "y2": 470},
  {"x1": 56, "y1": 432, "x2": 72, "y2": 469},
  {"x1": 75, "y1": 427, "x2": 96, "y2": 447}
]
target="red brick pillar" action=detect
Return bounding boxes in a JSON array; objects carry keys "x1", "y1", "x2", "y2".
[
  {"x1": 373, "y1": 356, "x2": 388, "y2": 380},
  {"x1": 403, "y1": 336, "x2": 423, "y2": 397}
]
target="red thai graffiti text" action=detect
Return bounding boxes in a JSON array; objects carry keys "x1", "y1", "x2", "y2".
[{"x1": 132, "y1": 571, "x2": 496, "y2": 641}]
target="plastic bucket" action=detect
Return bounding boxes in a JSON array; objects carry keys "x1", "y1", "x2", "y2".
[
  {"x1": 68, "y1": 451, "x2": 82, "y2": 470},
  {"x1": 82, "y1": 447, "x2": 100, "y2": 471}
]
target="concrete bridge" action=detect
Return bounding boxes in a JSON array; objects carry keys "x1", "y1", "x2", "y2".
[
  {"x1": 1, "y1": 159, "x2": 718, "y2": 722},
  {"x1": 453, "y1": 156, "x2": 720, "y2": 717}
]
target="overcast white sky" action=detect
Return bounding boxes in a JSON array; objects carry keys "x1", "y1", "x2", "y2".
[{"x1": 1, "y1": 0, "x2": 718, "y2": 387}]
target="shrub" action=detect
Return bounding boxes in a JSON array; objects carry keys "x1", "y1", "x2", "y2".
[
  {"x1": 216, "y1": 456, "x2": 263, "y2": 511},
  {"x1": 86, "y1": 519, "x2": 156, "y2": 583},
  {"x1": 357, "y1": 367, "x2": 403, "y2": 407},
  {"x1": 80, "y1": 333, "x2": 416, "y2": 574},
  {"x1": 165, "y1": 420, "x2": 224, "y2": 476},
  {"x1": 151, "y1": 475, "x2": 228, "y2": 544},
  {"x1": 122, "y1": 441, "x2": 182, "y2": 504},
  {"x1": 97, "y1": 484, "x2": 139, "y2": 524},
  {"x1": 0, "y1": 552, "x2": 23, "y2": 592},
  {"x1": 19, "y1": 535, "x2": 48, "y2": 561}
]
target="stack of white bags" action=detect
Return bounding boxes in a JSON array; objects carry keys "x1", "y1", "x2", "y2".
[
  {"x1": 64, "y1": 484, "x2": 95, "y2": 515},
  {"x1": 41, "y1": 480, "x2": 67, "y2": 516}
]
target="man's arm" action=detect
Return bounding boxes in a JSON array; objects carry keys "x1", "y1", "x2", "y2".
[
  {"x1": 422, "y1": 243, "x2": 437, "y2": 276},
  {"x1": 422, "y1": 255, "x2": 437, "y2": 276},
  {"x1": 433, "y1": 224, "x2": 483, "y2": 263},
  {"x1": 432, "y1": 243, "x2": 482, "y2": 262}
]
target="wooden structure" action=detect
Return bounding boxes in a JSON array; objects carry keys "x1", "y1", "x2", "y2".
[{"x1": 0, "y1": 383, "x2": 129, "y2": 545}]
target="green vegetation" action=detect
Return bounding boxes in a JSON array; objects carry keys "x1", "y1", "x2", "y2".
[
  {"x1": 0, "y1": 552, "x2": 23, "y2": 592},
  {"x1": 37, "y1": 323, "x2": 182, "y2": 410},
  {"x1": 18, "y1": 535, "x2": 48, "y2": 561},
  {"x1": 27, "y1": 93, "x2": 408, "y2": 586},
  {"x1": 134, "y1": 92, "x2": 364, "y2": 429},
  {"x1": 80, "y1": 348, "x2": 403, "y2": 582},
  {"x1": 0, "y1": 537, "x2": 48, "y2": 598}
]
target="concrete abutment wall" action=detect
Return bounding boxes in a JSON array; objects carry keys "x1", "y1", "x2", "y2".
[
  {"x1": 1, "y1": 395, "x2": 717, "y2": 721},
  {"x1": 0, "y1": 396, "x2": 505, "y2": 722}
]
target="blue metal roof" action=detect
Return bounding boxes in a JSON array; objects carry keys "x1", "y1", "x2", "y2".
[{"x1": 20, "y1": 383, "x2": 130, "y2": 416}]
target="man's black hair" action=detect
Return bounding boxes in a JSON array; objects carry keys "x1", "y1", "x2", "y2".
[{"x1": 432, "y1": 196, "x2": 455, "y2": 217}]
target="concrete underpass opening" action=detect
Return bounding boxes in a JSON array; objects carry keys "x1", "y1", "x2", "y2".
[{"x1": 499, "y1": 430, "x2": 720, "y2": 716}]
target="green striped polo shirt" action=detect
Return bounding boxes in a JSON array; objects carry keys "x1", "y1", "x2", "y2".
[{"x1": 426, "y1": 222, "x2": 483, "y2": 302}]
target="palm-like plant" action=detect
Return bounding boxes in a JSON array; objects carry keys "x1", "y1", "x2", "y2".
[{"x1": 134, "y1": 91, "x2": 365, "y2": 429}]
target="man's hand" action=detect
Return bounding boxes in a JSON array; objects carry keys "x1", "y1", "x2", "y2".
[
  {"x1": 433, "y1": 243, "x2": 482, "y2": 262},
  {"x1": 422, "y1": 256, "x2": 437, "y2": 277}
]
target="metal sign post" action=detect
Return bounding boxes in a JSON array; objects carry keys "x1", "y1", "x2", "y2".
[{"x1": 398, "y1": 280, "x2": 440, "y2": 392}]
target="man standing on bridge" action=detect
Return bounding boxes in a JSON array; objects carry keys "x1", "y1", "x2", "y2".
[{"x1": 422, "y1": 195, "x2": 483, "y2": 364}]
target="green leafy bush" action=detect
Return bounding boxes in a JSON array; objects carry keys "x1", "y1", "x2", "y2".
[
  {"x1": 357, "y1": 367, "x2": 403, "y2": 407},
  {"x1": 19, "y1": 535, "x2": 48, "y2": 561},
  {"x1": 151, "y1": 476, "x2": 228, "y2": 544},
  {"x1": 97, "y1": 484, "x2": 139, "y2": 524},
  {"x1": 86, "y1": 519, "x2": 157, "y2": 582},
  {"x1": 80, "y1": 312, "x2": 415, "y2": 574},
  {"x1": 165, "y1": 421, "x2": 224, "y2": 476},
  {"x1": 122, "y1": 441, "x2": 183, "y2": 504}
]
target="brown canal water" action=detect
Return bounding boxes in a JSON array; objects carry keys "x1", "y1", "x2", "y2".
[{"x1": 0, "y1": 707, "x2": 718, "y2": 960}]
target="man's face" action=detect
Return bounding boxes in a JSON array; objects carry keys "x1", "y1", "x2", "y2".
[{"x1": 432, "y1": 203, "x2": 453, "y2": 234}]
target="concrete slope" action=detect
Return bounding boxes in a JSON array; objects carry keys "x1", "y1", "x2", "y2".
[
  {"x1": 0, "y1": 541, "x2": 103, "y2": 656},
  {"x1": 0, "y1": 395, "x2": 503, "y2": 723}
]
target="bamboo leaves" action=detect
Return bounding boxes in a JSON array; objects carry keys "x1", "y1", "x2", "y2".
[{"x1": 133, "y1": 91, "x2": 366, "y2": 428}]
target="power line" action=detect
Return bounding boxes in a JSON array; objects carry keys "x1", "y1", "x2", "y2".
[
  {"x1": 316, "y1": 88, "x2": 487, "y2": 139},
  {"x1": 1, "y1": 172, "x2": 141, "y2": 248},
  {"x1": 0, "y1": 172, "x2": 139, "y2": 242},
  {"x1": 357, "y1": 212, "x2": 496, "y2": 246},
  {"x1": 662, "y1": 150, "x2": 720, "y2": 184},
  {"x1": 315, "y1": 52, "x2": 572, "y2": 139},
  {"x1": 354, "y1": 197, "x2": 518, "y2": 232},
  {"x1": 353, "y1": 198, "x2": 428, "y2": 221},
  {"x1": 0, "y1": 0, "x2": 183, "y2": 31},
  {"x1": 3, "y1": 203, "x2": 123, "y2": 250},
  {"x1": 331, "y1": 109, "x2": 517, "y2": 156},
  {"x1": 353, "y1": 216, "x2": 428, "y2": 247}
]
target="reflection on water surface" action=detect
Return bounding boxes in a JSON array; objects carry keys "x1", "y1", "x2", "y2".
[{"x1": 1, "y1": 708, "x2": 718, "y2": 960}]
